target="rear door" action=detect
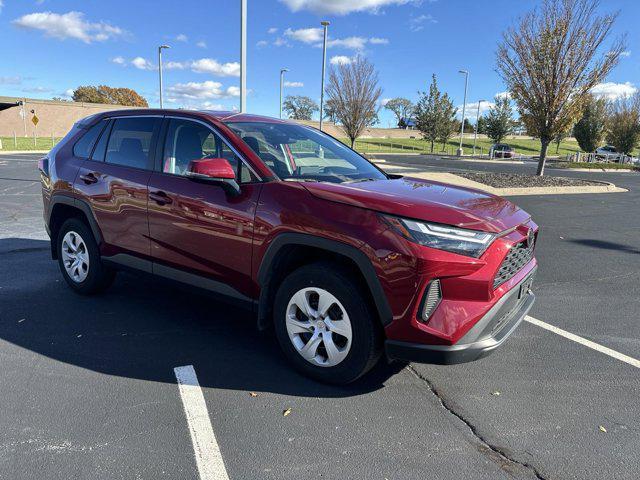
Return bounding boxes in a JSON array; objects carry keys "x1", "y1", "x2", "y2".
[
  {"x1": 74, "y1": 116, "x2": 161, "y2": 259},
  {"x1": 147, "y1": 117, "x2": 262, "y2": 299}
]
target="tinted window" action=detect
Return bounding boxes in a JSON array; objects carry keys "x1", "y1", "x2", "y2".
[
  {"x1": 73, "y1": 120, "x2": 106, "y2": 158},
  {"x1": 162, "y1": 119, "x2": 255, "y2": 182},
  {"x1": 91, "y1": 120, "x2": 112, "y2": 162},
  {"x1": 105, "y1": 117, "x2": 160, "y2": 169}
]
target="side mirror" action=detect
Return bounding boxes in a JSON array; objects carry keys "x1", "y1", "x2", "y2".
[{"x1": 187, "y1": 158, "x2": 240, "y2": 196}]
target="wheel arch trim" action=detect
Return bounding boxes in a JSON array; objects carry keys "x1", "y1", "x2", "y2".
[
  {"x1": 256, "y1": 233, "x2": 393, "y2": 329},
  {"x1": 48, "y1": 194, "x2": 103, "y2": 258}
]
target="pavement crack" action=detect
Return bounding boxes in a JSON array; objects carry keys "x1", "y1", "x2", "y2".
[{"x1": 406, "y1": 365, "x2": 549, "y2": 480}]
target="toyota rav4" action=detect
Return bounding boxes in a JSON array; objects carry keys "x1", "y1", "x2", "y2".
[{"x1": 39, "y1": 110, "x2": 537, "y2": 384}]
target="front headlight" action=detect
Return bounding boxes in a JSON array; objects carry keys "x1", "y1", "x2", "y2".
[{"x1": 382, "y1": 215, "x2": 496, "y2": 258}]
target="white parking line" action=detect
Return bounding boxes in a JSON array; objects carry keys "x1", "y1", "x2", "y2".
[
  {"x1": 525, "y1": 316, "x2": 640, "y2": 369},
  {"x1": 174, "y1": 365, "x2": 230, "y2": 480}
]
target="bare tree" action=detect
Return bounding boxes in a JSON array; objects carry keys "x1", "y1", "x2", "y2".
[
  {"x1": 282, "y1": 95, "x2": 318, "y2": 120},
  {"x1": 497, "y1": 0, "x2": 625, "y2": 175},
  {"x1": 326, "y1": 57, "x2": 382, "y2": 148}
]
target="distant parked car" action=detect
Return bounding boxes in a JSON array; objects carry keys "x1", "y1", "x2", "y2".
[
  {"x1": 595, "y1": 145, "x2": 623, "y2": 162},
  {"x1": 490, "y1": 143, "x2": 515, "y2": 159}
]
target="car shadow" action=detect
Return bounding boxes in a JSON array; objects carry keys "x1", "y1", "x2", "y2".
[
  {"x1": 568, "y1": 238, "x2": 640, "y2": 255},
  {"x1": 0, "y1": 238, "x2": 404, "y2": 398}
]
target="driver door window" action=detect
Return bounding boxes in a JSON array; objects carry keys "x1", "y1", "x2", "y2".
[{"x1": 162, "y1": 119, "x2": 255, "y2": 182}]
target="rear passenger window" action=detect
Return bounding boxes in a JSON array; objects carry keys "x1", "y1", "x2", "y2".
[
  {"x1": 105, "y1": 117, "x2": 160, "y2": 169},
  {"x1": 73, "y1": 121, "x2": 106, "y2": 158},
  {"x1": 91, "y1": 120, "x2": 112, "y2": 162}
]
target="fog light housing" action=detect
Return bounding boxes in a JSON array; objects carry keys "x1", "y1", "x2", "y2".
[{"x1": 420, "y1": 279, "x2": 442, "y2": 322}]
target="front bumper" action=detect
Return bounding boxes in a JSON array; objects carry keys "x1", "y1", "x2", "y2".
[{"x1": 386, "y1": 267, "x2": 536, "y2": 364}]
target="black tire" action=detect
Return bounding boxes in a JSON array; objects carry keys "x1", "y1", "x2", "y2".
[
  {"x1": 56, "y1": 218, "x2": 115, "y2": 295},
  {"x1": 273, "y1": 262, "x2": 383, "y2": 384}
]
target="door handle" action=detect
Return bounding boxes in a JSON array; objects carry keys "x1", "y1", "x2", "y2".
[
  {"x1": 79, "y1": 173, "x2": 98, "y2": 184},
  {"x1": 149, "y1": 190, "x2": 173, "y2": 205}
]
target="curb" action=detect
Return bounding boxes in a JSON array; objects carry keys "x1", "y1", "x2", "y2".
[
  {"x1": 547, "y1": 166, "x2": 637, "y2": 173},
  {"x1": 439, "y1": 156, "x2": 525, "y2": 165},
  {"x1": 0, "y1": 150, "x2": 50, "y2": 155}
]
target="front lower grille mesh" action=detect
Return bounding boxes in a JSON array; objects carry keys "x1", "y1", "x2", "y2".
[{"x1": 493, "y1": 239, "x2": 535, "y2": 289}]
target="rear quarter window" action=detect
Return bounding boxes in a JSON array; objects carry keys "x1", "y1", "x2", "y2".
[{"x1": 72, "y1": 120, "x2": 107, "y2": 158}]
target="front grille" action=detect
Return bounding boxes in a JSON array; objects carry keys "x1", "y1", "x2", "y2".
[{"x1": 493, "y1": 239, "x2": 535, "y2": 289}]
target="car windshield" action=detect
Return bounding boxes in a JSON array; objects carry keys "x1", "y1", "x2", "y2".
[{"x1": 226, "y1": 121, "x2": 387, "y2": 183}]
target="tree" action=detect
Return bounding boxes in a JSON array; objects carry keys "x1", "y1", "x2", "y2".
[
  {"x1": 282, "y1": 95, "x2": 319, "y2": 120},
  {"x1": 606, "y1": 94, "x2": 640, "y2": 155},
  {"x1": 414, "y1": 74, "x2": 457, "y2": 153},
  {"x1": 462, "y1": 118, "x2": 474, "y2": 133},
  {"x1": 553, "y1": 127, "x2": 571, "y2": 154},
  {"x1": 384, "y1": 97, "x2": 414, "y2": 128},
  {"x1": 72, "y1": 85, "x2": 148, "y2": 107},
  {"x1": 485, "y1": 95, "x2": 513, "y2": 143},
  {"x1": 326, "y1": 57, "x2": 382, "y2": 148},
  {"x1": 323, "y1": 98, "x2": 339, "y2": 124},
  {"x1": 476, "y1": 116, "x2": 488, "y2": 135},
  {"x1": 573, "y1": 95, "x2": 607, "y2": 152},
  {"x1": 496, "y1": 0, "x2": 625, "y2": 175}
]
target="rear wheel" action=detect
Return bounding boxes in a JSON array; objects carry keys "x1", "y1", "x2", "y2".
[
  {"x1": 57, "y1": 218, "x2": 115, "y2": 295},
  {"x1": 273, "y1": 262, "x2": 382, "y2": 384}
]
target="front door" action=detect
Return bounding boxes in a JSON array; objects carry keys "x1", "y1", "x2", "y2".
[
  {"x1": 147, "y1": 118, "x2": 262, "y2": 299},
  {"x1": 74, "y1": 116, "x2": 161, "y2": 259}
]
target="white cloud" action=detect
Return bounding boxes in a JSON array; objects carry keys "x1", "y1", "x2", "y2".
[
  {"x1": 0, "y1": 1, "x2": 4, "y2": 14},
  {"x1": 111, "y1": 56, "x2": 126, "y2": 66},
  {"x1": 176, "y1": 33, "x2": 188, "y2": 42},
  {"x1": 369, "y1": 37, "x2": 389, "y2": 44},
  {"x1": 256, "y1": 40, "x2": 268, "y2": 48},
  {"x1": 495, "y1": 91, "x2": 511, "y2": 100},
  {"x1": 0, "y1": 75, "x2": 23, "y2": 85},
  {"x1": 591, "y1": 82, "x2": 637, "y2": 100},
  {"x1": 330, "y1": 55, "x2": 353, "y2": 65},
  {"x1": 409, "y1": 14, "x2": 437, "y2": 32},
  {"x1": 268, "y1": 27, "x2": 278, "y2": 34},
  {"x1": 465, "y1": 101, "x2": 496, "y2": 117},
  {"x1": 167, "y1": 81, "x2": 238, "y2": 101},
  {"x1": 326, "y1": 36, "x2": 368, "y2": 50},
  {"x1": 190, "y1": 58, "x2": 240, "y2": 77},
  {"x1": 196, "y1": 40, "x2": 207, "y2": 48},
  {"x1": 284, "y1": 81, "x2": 304, "y2": 87},
  {"x1": 12, "y1": 11, "x2": 125, "y2": 43},
  {"x1": 285, "y1": 27, "x2": 323, "y2": 43},
  {"x1": 280, "y1": 0, "x2": 417, "y2": 15},
  {"x1": 131, "y1": 56, "x2": 154, "y2": 70},
  {"x1": 273, "y1": 37, "x2": 289, "y2": 47},
  {"x1": 160, "y1": 58, "x2": 240, "y2": 77},
  {"x1": 620, "y1": 50, "x2": 631, "y2": 57}
]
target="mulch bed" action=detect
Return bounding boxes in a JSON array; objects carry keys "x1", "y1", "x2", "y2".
[{"x1": 455, "y1": 172, "x2": 603, "y2": 188}]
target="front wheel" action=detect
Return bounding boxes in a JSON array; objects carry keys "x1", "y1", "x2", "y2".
[{"x1": 273, "y1": 262, "x2": 383, "y2": 384}]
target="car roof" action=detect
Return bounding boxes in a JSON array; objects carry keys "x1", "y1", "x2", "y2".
[{"x1": 86, "y1": 108, "x2": 295, "y2": 126}]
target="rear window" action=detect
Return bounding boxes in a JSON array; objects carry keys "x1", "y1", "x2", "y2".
[{"x1": 73, "y1": 121, "x2": 106, "y2": 158}]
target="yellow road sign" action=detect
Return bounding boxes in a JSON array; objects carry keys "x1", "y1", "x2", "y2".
[{"x1": 32, "y1": 115, "x2": 39, "y2": 126}]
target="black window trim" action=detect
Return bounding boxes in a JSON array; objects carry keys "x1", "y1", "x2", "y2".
[
  {"x1": 158, "y1": 115, "x2": 263, "y2": 183},
  {"x1": 99, "y1": 114, "x2": 164, "y2": 171},
  {"x1": 72, "y1": 119, "x2": 109, "y2": 160}
]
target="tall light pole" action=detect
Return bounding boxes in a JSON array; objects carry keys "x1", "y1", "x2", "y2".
[
  {"x1": 158, "y1": 45, "x2": 171, "y2": 108},
  {"x1": 457, "y1": 69, "x2": 469, "y2": 156},
  {"x1": 318, "y1": 20, "x2": 330, "y2": 131},
  {"x1": 279, "y1": 68, "x2": 289, "y2": 119},
  {"x1": 473, "y1": 99, "x2": 485, "y2": 156},
  {"x1": 240, "y1": 0, "x2": 247, "y2": 112}
]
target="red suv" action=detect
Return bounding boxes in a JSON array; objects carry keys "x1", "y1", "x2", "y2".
[{"x1": 39, "y1": 110, "x2": 537, "y2": 384}]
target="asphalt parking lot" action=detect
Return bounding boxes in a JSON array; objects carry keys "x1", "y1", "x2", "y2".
[{"x1": 1, "y1": 152, "x2": 639, "y2": 480}]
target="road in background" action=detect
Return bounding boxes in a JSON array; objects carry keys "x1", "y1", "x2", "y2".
[{"x1": 1, "y1": 153, "x2": 638, "y2": 479}]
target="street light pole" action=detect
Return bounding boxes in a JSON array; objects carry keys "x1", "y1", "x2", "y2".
[
  {"x1": 279, "y1": 68, "x2": 289, "y2": 119},
  {"x1": 473, "y1": 99, "x2": 485, "y2": 156},
  {"x1": 457, "y1": 69, "x2": 469, "y2": 156},
  {"x1": 240, "y1": 0, "x2": 247, "y2": 112},
  {"x1": 158, "y1": 45, "x2": 171, "y2": 108},
  {"x1": 319, "y1": 20, "x2": 330, "y2": 131}
]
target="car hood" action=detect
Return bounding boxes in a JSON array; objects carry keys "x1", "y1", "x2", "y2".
[{"x1": 301, "y1": 176, "x2": 530, "y2": 233}]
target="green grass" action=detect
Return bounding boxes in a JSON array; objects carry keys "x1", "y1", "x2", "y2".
[
  {"x1": 342, "y1": 136, "x2": 585, "y2": 156},
  {"x1": 0, "y1": 136, "x2": 62, "y2": 151},
  {"x1": 552, "y1": 161, "x2": 639, "y2": 171}
]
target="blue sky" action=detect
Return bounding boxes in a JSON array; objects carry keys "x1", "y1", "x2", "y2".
[{"x1": 1, "y1": 0, "x2": 639, "y2": 126}]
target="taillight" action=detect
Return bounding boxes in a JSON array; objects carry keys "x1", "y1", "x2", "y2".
[{"x1": 38, "y1": 157, "x2": 49, "y2": 177}]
